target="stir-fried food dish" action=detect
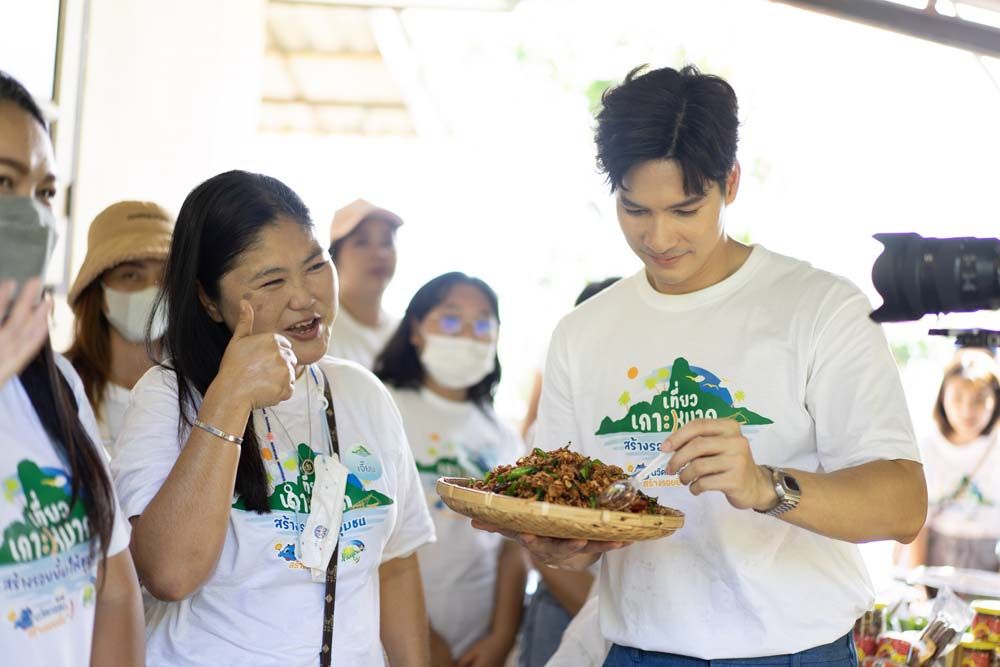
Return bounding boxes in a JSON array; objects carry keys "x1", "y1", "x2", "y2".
[{"x1": 470, "y1": 447, "x2": 671, "y2": 515}]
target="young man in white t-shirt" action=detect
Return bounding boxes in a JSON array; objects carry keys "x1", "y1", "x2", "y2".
[{"x1": 475, "y1": 65, "x2": 927, "y2": 665}]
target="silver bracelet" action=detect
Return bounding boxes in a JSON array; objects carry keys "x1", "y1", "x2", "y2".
[{"x1": 193, "y1": 419, "x2": 244, "y2": 446}]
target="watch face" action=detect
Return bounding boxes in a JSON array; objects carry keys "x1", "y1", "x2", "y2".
[{"x1": 782, "y1": 473, "x2": 801, "y2": 492}]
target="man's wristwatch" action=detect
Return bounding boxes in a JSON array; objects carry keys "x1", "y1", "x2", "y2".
[{"x1": 754, "y1": 465, "x2": 801, "y2": 517}]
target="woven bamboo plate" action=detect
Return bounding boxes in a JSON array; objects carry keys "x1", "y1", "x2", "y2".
[{"x1": 435, "y1": 477, "x2": 684, "y2": 541}]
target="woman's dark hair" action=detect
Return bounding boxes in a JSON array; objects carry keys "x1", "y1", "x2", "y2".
[
  {"x1": 158, "y1": 170, "x2": 312, "y2": 513},
  {"x1": 595, "y1": 64, "x2": 739, "y2": 196},
  {"x1": 933, "y1": 351, "x2": 1000, "y2": 439},
  {"x1": 0, "y1": 70, "x2": 46, "y2": 126},
  {"x1": 65, "y1": 281, "x2": 113, "y2": 416},
  {"x1": 375, "y1": 272, "x2": 501, "y2": 408},
  {"x1": 2, "y1": 70, "x2": 116, "y2": 559}
]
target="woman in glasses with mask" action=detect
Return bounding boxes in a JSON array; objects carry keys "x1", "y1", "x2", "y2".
[
  {"x1": 0, "y1": 70, "x2": 143, "y2": 665},
  {"x1": 375, "y1": 272, "x2": 526, "y2": 667},
  {"x1": 66, "y1": 201, "x2": 173, "y2": 456}
]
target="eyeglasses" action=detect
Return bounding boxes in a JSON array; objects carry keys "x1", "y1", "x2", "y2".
[{"x1": 436, "y1": 313, "x2": 497, "y2": 340}]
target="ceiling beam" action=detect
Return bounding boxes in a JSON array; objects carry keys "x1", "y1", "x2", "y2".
[
  {"x1": 770, "y1": 0, "x2": 1000, "y2": 58},
  {"x1": 269, "y1": 0, "x2": 517, "y2": 11},
  {"x1": 262, "y1": 96, "x2": 409, "y2": 110},
  {"x1": 264, "y1": 48, "x2": 383, "y2": 61}
]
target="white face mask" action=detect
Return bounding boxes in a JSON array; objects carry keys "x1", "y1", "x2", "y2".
[
  {"x1": 103, "y1": 285, "x2": 166, "y2": 343},
  {"x1": 420, "y1": 333, "x2": 496, "y2": 390}
]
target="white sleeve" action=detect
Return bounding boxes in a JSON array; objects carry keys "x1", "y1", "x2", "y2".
[
  {"x1": 381, "y1": 390, "x2": 436, "y2": 562},
  {"x1": 534, "y1": 321, "x2": 585, "y2": 453},
  {"x1": 54, "y1": 354, "x2": 131, "y2": 556},
  {"x1": 110, "y1": 366, "x2": 188, "y2": 520},
  {"x1": 546, "y1": 596, "x2": 608, "y2": 667},
  {"x1": 805, "y1": 283, "x2": 921, "y2": 471}
]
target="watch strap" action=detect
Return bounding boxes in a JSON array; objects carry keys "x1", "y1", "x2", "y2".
[{"x1": 755, "y1": 465, "x2": 801, "y2": 517}]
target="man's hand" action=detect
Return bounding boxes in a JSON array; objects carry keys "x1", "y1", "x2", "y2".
[
  {"x1": 470, "y1": 520, "x2": 629, "y2": 569},
  {"x1": 663, "y1": 418, "x2": 778, "y2": 511}
]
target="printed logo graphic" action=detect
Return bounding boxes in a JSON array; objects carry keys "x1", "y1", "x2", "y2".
[
  {"x1": 234, "y1": 443, "x2": 320, "y2": 513},
  {"x1": 595, "y1": 358, "x2": 773, "y2": 485},
  {"x1": 238, "y1": 444, "x2": 396, "y2": 515},
  {"x1": 1, "y1": 461, "x2": 91, "y2": 565},
  {"x1": 340, "y1": 539, "x2": 365, "y2": 564},
  {"x1": 344, "y1": 474, "x2": 393, "y2": 513},
  {"x1": 0, "y1": 460, "x2": 97, "y2": 638},
  {"x1": 10, "y1": 608, "x2": 33, "y2": 630},
  {"x1": 239, "y1": 445, "x2": 394, "y2": 565},
  {"x1": 597, "y1": 357, "x2": 772, "y2": 436},
  {"x1": 344, "y1": 444, "x2": 383, "y2": 482},
  {"x1": 272, "y1": 542, "x2": 307, "y2": 570}
]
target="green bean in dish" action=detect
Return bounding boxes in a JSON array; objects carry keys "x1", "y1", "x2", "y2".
[{"x1": 470, "y1": 446, "x2": 672, "y2": 515}]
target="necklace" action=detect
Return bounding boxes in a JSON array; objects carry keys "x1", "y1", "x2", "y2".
[
  {"x1": 260, "y1": 365, "x2": 326, "y2": 560},
  {"x1": 261, "y1": 367, "x2": 317, "y2": 481}
]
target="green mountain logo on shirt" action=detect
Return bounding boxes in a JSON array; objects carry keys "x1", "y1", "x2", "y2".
[
  {"x1": 233, "y1": 443, "x2": 321, "y2": 513},
  {"x1": 596, "y1": 357, "x2": 773, "y2": 435},
  {"x1": 0, "y1": 460, "x2": 91, "y2": 565},
  {"x1": 344, "y1": 476, "x2": 393, "y2": 513},
  {"x1": 235, "y1": 443, "x2": 394, "y2": 514}
]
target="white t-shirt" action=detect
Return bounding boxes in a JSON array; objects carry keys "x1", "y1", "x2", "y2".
[
  {"x1": 388, "y1": 386, "x2": 523, "y2": 656},
  {"x1": 0, "y1": 355, "x2": 130, "y2": 666},
  {"x1": 327, "y1": 307, "x2": 399, "y2": 370},
  {"x1": 921, "y1": 429, "x2": 1000, "y2": 539},
  {"x1": 111, "y1": 357, "x2": 434, "y2": 667},
  {"x1": 547, "y1": 595, "x2": 609, "y2": 667},
  {"x1": 535, "y1": 245, "x2": 920, "y2": 659},
  {"x1": 98, "y1": 382, "x2": 131, "y2": 458}
]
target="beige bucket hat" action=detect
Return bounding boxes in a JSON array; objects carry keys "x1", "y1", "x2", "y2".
[{"x1": 68, "y1": 200, "x2": 174, "y2": 306}]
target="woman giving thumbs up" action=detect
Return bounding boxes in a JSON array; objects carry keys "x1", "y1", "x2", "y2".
[{"x1": 110, "y1": 171, "x2": 435, "y2": 667}]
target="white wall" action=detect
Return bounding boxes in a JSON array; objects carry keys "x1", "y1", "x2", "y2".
[
  {"x1": 51, "y1": 0, "x2": 266, "y2": 348},
  {"x1": 0, "y1": 0, "x2": 59, "y2": 100}
]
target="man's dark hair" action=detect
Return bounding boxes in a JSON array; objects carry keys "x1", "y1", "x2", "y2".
[{"x1": 595, "y1": 64, "x2": 739, "y2": 196}]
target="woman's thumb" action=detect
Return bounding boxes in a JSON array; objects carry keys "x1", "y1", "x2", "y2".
[{"x1": 233, "y1": 300, "x2": 254, "y2": 338}]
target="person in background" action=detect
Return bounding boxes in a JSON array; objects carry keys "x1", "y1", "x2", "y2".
[
  {"x1": 65, "y1": 201, "x2": 173, "y2": 456},
  {"x1": 518, "y1": 277, "x2": 620, "y2": 667},
  {"x1": 0, "y1": 69, "x2": 144, "y2": 666},
  {"x1": 327, "y1": 198, "x2": 403, "y2": 368},
  {"x1": 111, "y1": 170, "x2": 434, "y2": 666},
  {"x1": 906, "y1": 349, "x2": 1000, "y2": 572},
  {"x1": 375, "y1": 271, "x2": 526, "y2": 667},
  {"x1": 475, "y1": 64, "x2": 926, "y2": 666}
]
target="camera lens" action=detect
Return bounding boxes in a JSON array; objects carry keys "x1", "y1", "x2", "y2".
[{"x1": 870, "y1": 232, "x2": 1000, "y2": 322}]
